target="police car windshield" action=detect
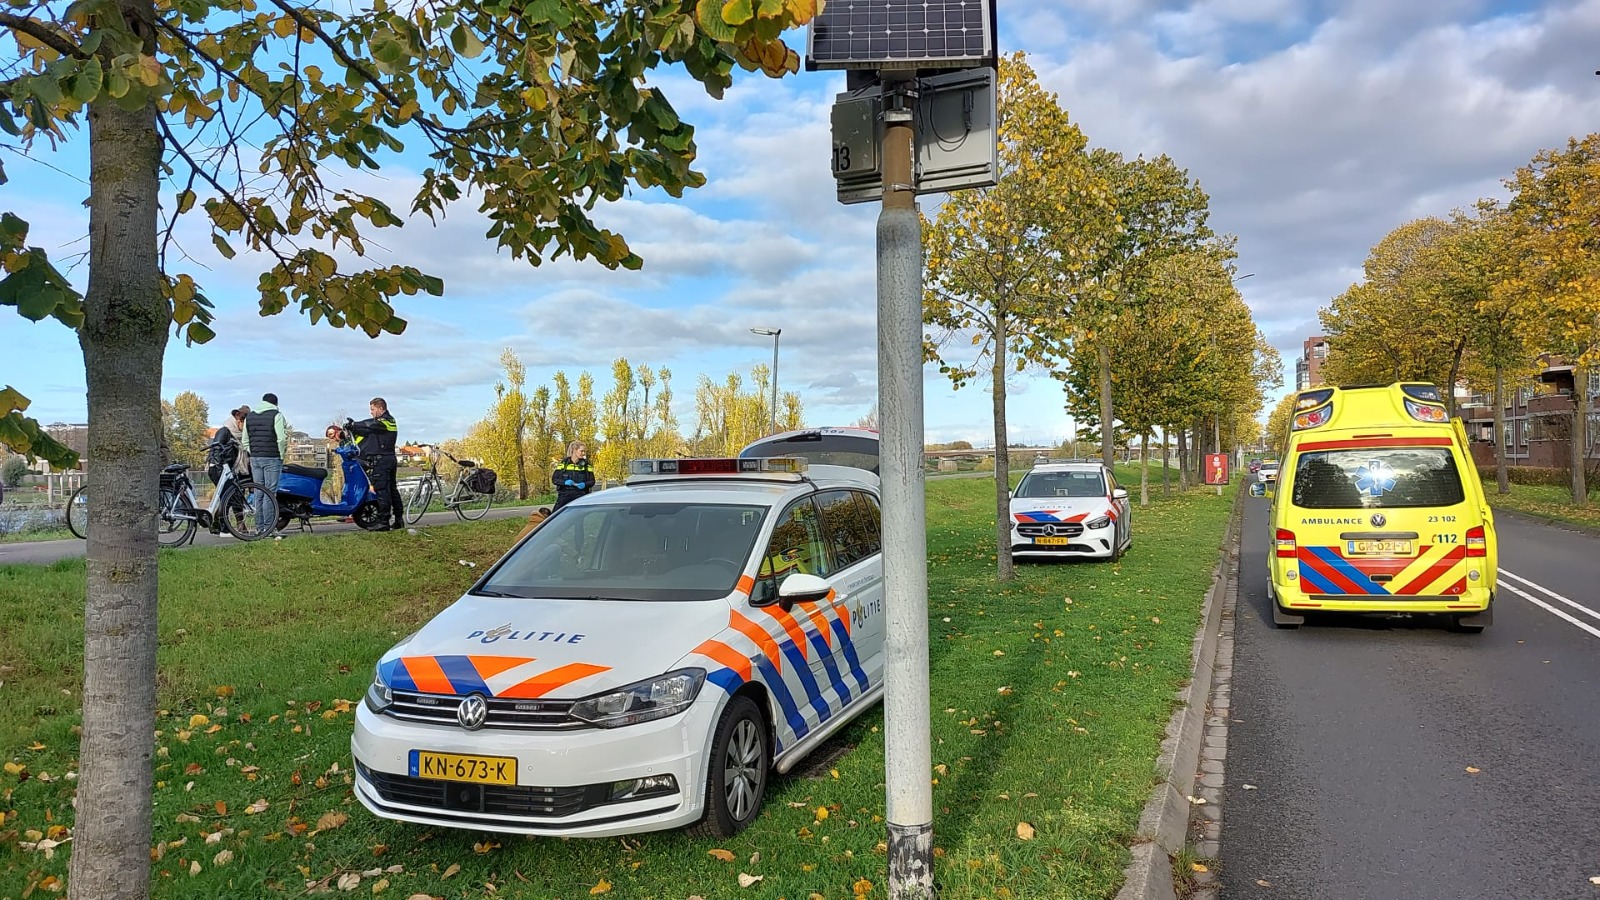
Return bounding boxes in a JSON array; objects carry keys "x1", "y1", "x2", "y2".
[
  {"x1": 478, "y1": 502, "x2": 768, "y2": 602},
  {"x1": 1015, "y1": 470, "x2": 1105, "y2": 499},
  {"x1": 1291, "y1": 448, "x2": 1465, "y2": 509}
]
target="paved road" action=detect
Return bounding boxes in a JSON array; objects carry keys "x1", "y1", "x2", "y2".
[
  {"x1": 1221, "y1": 499, "x2": 1600, "y2": 899},
  {"x1": 0, "y1": 504, "x2": 534, "y2": 566}
]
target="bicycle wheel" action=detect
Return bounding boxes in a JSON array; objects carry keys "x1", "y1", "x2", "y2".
[
  {"x1": 157, "y1": 488, "x2": 198, "y2": 547},
  {"x1": 66, "y1": 485, "x2": 90, "y2": 540},
  {"x1": 405, "y1": 480, "x2": 434, "y2": 525},
  {"x1": 453, "y1": 481, "x2": 492, "y2": 521},
  {"x1": 220, "y1": 483, "x2": 279, "y2": 542}
]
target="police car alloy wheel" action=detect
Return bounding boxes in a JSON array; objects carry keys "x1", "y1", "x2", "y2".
[{"x1": 690, "y1": 694, "x2": 768, "y2": 838}]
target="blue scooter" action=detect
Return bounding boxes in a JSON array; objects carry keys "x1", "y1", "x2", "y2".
[{"x1": 276, "y1": 440, "x2": 384, "y2": 531}]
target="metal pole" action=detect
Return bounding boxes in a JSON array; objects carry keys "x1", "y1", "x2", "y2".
[
  {"x1": 1214, "y1": 415, "x2": 1223, "y2": 496},
  {"x1": 771, "y1": 330, "x2": 780, "y2": 434},
  {"x1": 877, "y1": 75, "x2": 934, "y2": 900}
]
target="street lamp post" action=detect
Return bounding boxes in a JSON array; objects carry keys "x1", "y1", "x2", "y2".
[{"x1": 751, "y1": 327, "x2": 781, "y2": 434}]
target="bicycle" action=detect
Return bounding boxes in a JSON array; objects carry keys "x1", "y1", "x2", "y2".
[
  {"x1": 69, "y1": 447, "x2": 279, "y2": 545},
  {"x1": 158, "y1": 448, "x2": 280, "y2": 546},
  {"x1": 403, "y1": 448, "x2": 494, "y2": 524}
]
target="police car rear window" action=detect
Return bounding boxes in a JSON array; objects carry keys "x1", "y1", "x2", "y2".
[
  {"x1": 1290, "y1": 448, "x2": 1465, "y2": 510},
  {"x1": 479, "y1": 503, "x2": 768, "y2": 602}
]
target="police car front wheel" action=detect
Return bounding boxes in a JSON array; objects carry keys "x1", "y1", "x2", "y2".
[{"x1": 690, "y1": 695, "x2": 769, "y2": 838}]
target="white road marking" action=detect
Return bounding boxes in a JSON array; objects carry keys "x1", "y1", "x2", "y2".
[{"x1": 1499, "y1": 569, "x2": 1600, "y2": 640}]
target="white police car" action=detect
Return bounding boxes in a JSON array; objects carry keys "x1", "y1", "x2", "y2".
[
  {"x1": 1009, "y1": 461, "x2": 1131, "y2": 562},
  {"x1": 352, "y1": 445, "x2": 885, "y2": 838}
]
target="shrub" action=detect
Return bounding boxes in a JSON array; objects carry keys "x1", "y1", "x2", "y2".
[
  {"x1": 1476, "y1": 463, "x2": 1568, "y2": 487},
  {"x1": 1, "y1": 454, "x2": 26, "y2": 488}
]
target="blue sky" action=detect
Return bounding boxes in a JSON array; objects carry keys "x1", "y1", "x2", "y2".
[{"x1": 6, "y1": 0, "x2": 1600, "y2": 446}]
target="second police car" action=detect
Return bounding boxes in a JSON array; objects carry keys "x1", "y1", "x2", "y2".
[
  {"x1": 1008, "y1": 460, "x2": 1132, "y2": 562},
  {"x1": 352, "y1": 430, "x2": 885, "y2": 837}
]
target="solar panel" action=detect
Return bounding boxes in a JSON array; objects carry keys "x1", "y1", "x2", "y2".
[{"x1": 806, "y1": 0, "x2": 996, "y2": 71}]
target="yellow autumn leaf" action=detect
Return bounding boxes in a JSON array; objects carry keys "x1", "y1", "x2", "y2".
[
  {"x1": 1465, "y1": 766, "x2": 1481, "y2": 774},
  {"x1": 1191, "y1": 862, "x2": 1209, "y2": 872},
  {"x1": 315, "y1": 810, "x2": 348, "y2": 832},
  {"x1": 3, "y1": 762, "x2": 25, "y2": 776},
  {"x1": 814, "y1": 806, "x2": 829, "y2": 821},
  {"x1": 189, "y1": 714, "x2": 210, "y2": 728},
  {"x1": 442, "y1": 863, "x2": 461, "y2": 878},
  {"x1": 1016, "y1": 821, "x2": 1036, "y2": 841},
  {"x1": 708, "y1": 848, "x2": 735, "y2": 862},
  {"x1": 852, "y1": 878, "x2": 874, "y2": 896},
  {"x1": 589, "y1": 879, "x2": 612, "y2": 895}
]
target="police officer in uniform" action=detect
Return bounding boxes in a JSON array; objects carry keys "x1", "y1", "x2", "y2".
[
  {"x1": 346, "y1": 397, "x2": 402, "y2": 531},
  {"x1": 551, "y1": 441, "x2": 594, "y2": 511}
]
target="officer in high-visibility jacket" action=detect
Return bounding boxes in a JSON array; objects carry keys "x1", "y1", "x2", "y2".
[
  {"x1": 346, "y1": 397, "x2": 402, "y2": 531},
  {"x1": 552, "y1": 441, "x2": 594, "y2": 511}
]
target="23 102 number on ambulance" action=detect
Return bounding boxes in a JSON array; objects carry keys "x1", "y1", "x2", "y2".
[
  {"x1": 1266, "y1": 383, "x2": 1496, "y2": 633},
  {"x1": 352, "y1": 451, "x2": 888, "y2": 838}
]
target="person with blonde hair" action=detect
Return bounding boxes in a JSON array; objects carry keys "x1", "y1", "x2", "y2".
[{"x1": 551, "y1": 440, "x2": 594, "y2": 511}]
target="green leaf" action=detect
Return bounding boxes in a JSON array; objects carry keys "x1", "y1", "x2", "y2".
[
  {"x1": 696, "y1": 0, "x2": 738, "y2": 41},
  {"x1": 71, "y1": 57, "x2": 103, "y2": 103},
  {"x1": 211, "y1": 233, "x2": 236, "y2": 259},
  {"x1": 721, "y1": 0, "x2": 756, "y2": 26},
  {"x1": 175, "y1": 189, "x2": 196, "y2": 214},
  {"x1": 449, "y1": 24, "x2": 485, "y2": 59},
  {"x1": 184, "y1": 320, "x2": 216, "y2": 344}
]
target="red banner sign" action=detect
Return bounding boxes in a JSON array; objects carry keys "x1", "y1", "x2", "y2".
[{"x1": 1205, "y1": 453, "x2": 1229, "y2": 486}]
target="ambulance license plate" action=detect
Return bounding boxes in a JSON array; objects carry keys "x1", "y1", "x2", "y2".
[
  {"x1": 1033, "y1": 537, "x2": 1072, "y2": 546},
  {"x1": 1346, "y1": 540, "x2": 1412, "y2": 556},
  {"x1": 409, "y1": 750, "x2": 517, "y2": 785}
]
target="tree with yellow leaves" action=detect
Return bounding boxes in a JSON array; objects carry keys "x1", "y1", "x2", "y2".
[
  {"x1": 1506, "y1": 134, "x2": 1600, "y2": 504},
  {"x1": 923, "y1": 51, "x2": 1114, "y2": 581}
]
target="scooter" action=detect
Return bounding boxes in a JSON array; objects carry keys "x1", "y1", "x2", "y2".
[{"x1": 276, "y1": 438, "x2": 385, "y2": 531}]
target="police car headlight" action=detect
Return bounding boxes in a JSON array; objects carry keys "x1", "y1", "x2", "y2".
[
  {"x1": 1085, "y1": 515, "x2": 1112, "y2": 530},
  {"x1": 571, "y1": 669, "x2": 706, "y2": 728},
  {"x1": 365, "y1": 668, "x2": 394, "y2": 713}
]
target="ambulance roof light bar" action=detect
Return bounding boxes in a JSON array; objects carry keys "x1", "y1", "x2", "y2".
[{"x1": 628, "y1": 456, "x2": 809, "y2": 478}]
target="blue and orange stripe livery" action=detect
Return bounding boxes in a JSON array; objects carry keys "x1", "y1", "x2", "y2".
[{"x1": 379, "y1": 655, "x2": 611, "y2": 697}]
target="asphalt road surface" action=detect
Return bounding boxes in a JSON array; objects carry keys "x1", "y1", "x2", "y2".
[
  {"x1": 0, "y1": 504, "x2": 533, "y2": 566},
  {"x1": 1221, "y1": 499, "x2": 1600, "y2": 899}
]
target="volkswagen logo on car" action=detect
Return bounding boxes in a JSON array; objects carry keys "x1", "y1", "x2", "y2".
[
  {"x1": 1370, "y1": 513, "x2": 1387, "y2": 528},
  {"x1": 456, "y1": 694, "x2": 488, "y2": 731}
]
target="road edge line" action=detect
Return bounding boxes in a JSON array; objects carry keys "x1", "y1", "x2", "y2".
[{"x1": 1115, "y1": 484, "x2": 1244, "y2": 900}]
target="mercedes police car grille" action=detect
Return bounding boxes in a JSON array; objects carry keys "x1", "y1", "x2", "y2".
[
  {"x1": 1016, "y1": 522, "x2": 1084, "y2": 538},
  {"x1": 386, "y1": 690, "x2": 583, "y2": 730},
  {"x1": 358, "y1": 762, "x2": 601, "y2": 817}
]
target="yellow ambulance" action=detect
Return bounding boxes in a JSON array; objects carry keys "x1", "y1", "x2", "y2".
[{"x1": 1266, "y1": 383, "x2": 1496, "y2": 632}]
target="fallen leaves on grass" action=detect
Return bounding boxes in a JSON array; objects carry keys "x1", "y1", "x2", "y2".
[
  {"x1": 708, "y1": 849, "x2": 735, "y2": 862},
  {"x1": 852, "y1": 878, "x2": 874, "y2": 896},
  {"x1": 736, "y1": 873, "x2": 763, "y2": 887},
  {"x1": 1191, "y1": 862, "x2": 1209, "y2": 873},
  {"x1": 589, "y1": 879, "x2": 612, "y2": 895},
  {"x1": 214, "y1": 849, "x2": 234, "y2": 866},
  {"x1": 245, "y1": 798, "x2": 269, "y2": 815},
  {"x1": 441, "y1": 863, "x2": 461, "y2": 879},
  {"x1": 316, "y1": 811, "x2": 349, "y2": 832},
  {"x1": 1015, "y1": 822, "x2": 1035, "y2": 841}
]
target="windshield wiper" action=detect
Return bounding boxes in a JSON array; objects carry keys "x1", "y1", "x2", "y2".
[{"x1": 471, "y1": 588, "x2": 523, "y2": 598}]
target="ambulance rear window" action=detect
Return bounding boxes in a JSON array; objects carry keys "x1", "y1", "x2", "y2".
[{"x1": 1291, "y1": 448, "x2": 1465, "y2": 509}]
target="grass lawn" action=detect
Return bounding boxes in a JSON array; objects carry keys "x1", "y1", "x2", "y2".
[
  {"x1": 0, "y1": 477, "x2": 1234, "y2": 899},
  {"x1": 1482, "y1": 480, "x2": 1600, "y2": 532}
]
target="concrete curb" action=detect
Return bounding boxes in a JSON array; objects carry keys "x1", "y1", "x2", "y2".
[{"x1": 1114, "y1": 488, "x2": 1244, "y2": 900}]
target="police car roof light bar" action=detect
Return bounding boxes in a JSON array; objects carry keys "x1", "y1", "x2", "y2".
[{"x1": 627, "y1": 457, "x2": 809, "y2": 478}]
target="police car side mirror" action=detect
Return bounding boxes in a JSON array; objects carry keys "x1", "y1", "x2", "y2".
[
  {"x1": 1111, "y1": 488, "x2": 1128, "y2": 501},
  {"x1": 777, "y1": 573, "x2": 831, "y2": 609},
  {"x1": 1249, "y1": 483, "x2": 1266, "y2": 498}
]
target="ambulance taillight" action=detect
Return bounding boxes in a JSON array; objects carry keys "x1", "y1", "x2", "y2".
[
  {"x1": 1275, "y1": 529, "x2": 1298, "y2": 558},
  {"x1": 1465, "y1": 525, "x2": 1487, "y2": 557}
]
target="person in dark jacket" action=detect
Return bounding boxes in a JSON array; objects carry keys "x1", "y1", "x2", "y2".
[
  {"x1": 346, "y1": 397, "x2": 402, "y2": 531},
  {"x1": 552, "y1": 441, "x2": 594, "y2": 511}
]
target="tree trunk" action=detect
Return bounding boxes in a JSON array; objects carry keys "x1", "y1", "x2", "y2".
[
  {"x1": 1177, "y1": 428, "x2": 1189, "y2": 491},
  {"x1": 1446, "y1": 339, "x2": 1466, "y2": 419},
  {"x1": 1161, "y1": 425, "x2": 1170, "y2": 496},
  {"x1": 514, "y1": 409, "x2": 529, "y2": 500},
  {"x1": 993, "y1": 316, "x2": 1013, "y2": 582},
  {"x1": 1139, "y1": 429, "x2": 1149, "y2": 506},
  {"x1": 70, "y1": 27, "x2": 166, "y2": 900},
  {"x1": 1573, "y1": 364, "x2": 1589, "y2": 506},
  {"x1": 1494, "y1": 366, "x2": 1509, "y2": 495},
  {"x1": 1098, "y1": 342, "x2": 1114, "y2": 469}
]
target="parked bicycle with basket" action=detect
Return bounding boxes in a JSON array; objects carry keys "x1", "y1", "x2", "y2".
[
  {"x1": 68, "y1": 440, "x2": 278, "y2": 544},
  {"x1": 402, "y1": 447, "x2": 496, "y2": 524}
]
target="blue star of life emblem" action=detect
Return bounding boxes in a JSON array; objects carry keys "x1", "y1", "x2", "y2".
[{"x1": 1355, "y1": 460, "x2": 1397, "y2": 497}]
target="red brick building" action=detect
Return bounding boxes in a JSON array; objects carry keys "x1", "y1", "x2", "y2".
[{"x1": 1461, "y1": 363, "x2": 1600, "y2": 469}]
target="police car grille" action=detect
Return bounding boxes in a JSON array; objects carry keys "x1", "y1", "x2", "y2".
[
  {"x1": 386, "y1": 690, "x2": 583, "y2": 730},
  {"x1": 1016, "y1": 523, "x2": 1084, "y2": 538},
  {"x1": 358, "y1": 763, "x2": 599, "y2": 817}
]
